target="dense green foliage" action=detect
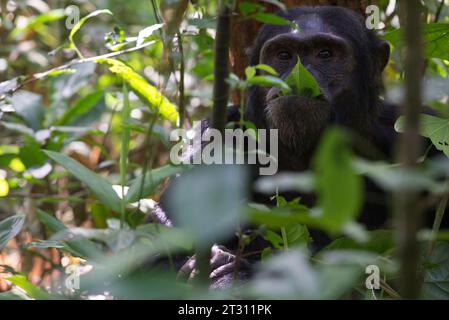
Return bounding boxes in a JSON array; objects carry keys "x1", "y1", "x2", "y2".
[{"x1": 1, "y1": 0, "x2": 449, "y2": 300}]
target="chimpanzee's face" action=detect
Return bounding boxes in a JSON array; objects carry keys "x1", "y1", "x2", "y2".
[
  {"x1": 261, "y1": 14, "x2": 356, "y2": 102},
  {"x1": 259, "y1": 14, "x2": 358, "y2": 155}
]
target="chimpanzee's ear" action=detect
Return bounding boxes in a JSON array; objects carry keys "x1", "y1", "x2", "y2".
[{"x1": 377, "y1": 40, "x2": 390, "y2": 72}]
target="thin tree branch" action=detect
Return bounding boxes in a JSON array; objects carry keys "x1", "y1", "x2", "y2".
[
  {"x1": 395, "y1": 0, "x2": 425, "y2": 299},
  {"x1": 0, "y1": 41, "x2": 157, "y2": 101},
  {"x1": 211, "y1": 0, "x2": 232, "y2": 134}
]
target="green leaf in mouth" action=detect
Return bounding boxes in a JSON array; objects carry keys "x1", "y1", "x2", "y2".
[{"x1": 281, "y1": 56, "x2": 322, "y2": 98}]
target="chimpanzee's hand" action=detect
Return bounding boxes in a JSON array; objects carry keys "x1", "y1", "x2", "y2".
[{"x1": 177, "y1": 244, "x2": 251, "y2": 289}]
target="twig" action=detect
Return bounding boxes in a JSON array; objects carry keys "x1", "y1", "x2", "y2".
[
  {"x1": 0, "y1": 41, "x2": 157, "y2": 101},
  {"x1": 435, "y1": 0, "x2": 445, "y2": 22},
  {"x1": 427, "y1": 181, "x2": 449, "y2": 256},
  {"x1": 178, "y1": 31, "x2": 186, "y2": 127}
]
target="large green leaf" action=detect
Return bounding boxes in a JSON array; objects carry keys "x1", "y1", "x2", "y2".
[
  {"x1": 422, "y1": 242, "x2": 449, "y2": 299},
  {"x1": 56, "y1": 90, "x2": 104, "y2": 126},
  {"x1": 281, "y1": 57, "x2": 321, "y2": 98},
  {"x1": 96, "y1": 58, "x2": 179, "y2": 124},
  {"x1": 324, "y1": 230, "x2": 394, "y2": 255},
  {"x1": 395, "y1": 114, "x2": 449, "y2": 158},
  {"x1": 11, "y1": 90, "x2": 44, "y2": 131},
  {"x1": 43, "y1": 150, "x2": 121, "y2": 212},
  {"x1": 10, "y1": 9, "x2": 66, "y2": 38},
  {"x1": 126, "y1": 164, "x2": 188, "y2": 203},
  {"x1": 5, "y1": 275, "x2": 50, "y2": 300},
  {"x1": 385, "y1": 23, "x2": 449, "y2": 61},
  {"x1": 312, "y1": 128, "x2": 363, "y2": 233},
  {"x1": 0, "y1": 214, "x2": 25, "y2": 250},
  {"x1": 36, "y1": 209, "x2": 104, "y2": 260},
  {"x1": 165, "y1": 165, "x2": 248, "y2": 247}
]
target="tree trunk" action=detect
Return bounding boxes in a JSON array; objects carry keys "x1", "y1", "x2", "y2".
[{"x1": 395, "y1": 0, "x2": 425, "y2": 299}]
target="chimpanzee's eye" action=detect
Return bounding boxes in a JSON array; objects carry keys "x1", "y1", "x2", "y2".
[
  {"x1": 317, "y1": 49, "x2": 333, "y2": 59},
  {"x1": 277, "y1": 51, "x2": 292, "y2": 60}
]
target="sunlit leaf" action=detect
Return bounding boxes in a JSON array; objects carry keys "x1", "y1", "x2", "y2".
[
  {"x1": 137, "y1": 23, "x2": 164, "y2": 46},
  {"x1": 96, "y1": 58, "x2": 179, "y2": 124},
  {"x1": 10, "y1": 9, "x2": 67, "y2": 38},
  {"x1": 5, "y1": 275, "x2": 50, "y2": 300},
  {"x1": 0, "y1": 178, "x2": 9, "y2": 197}
]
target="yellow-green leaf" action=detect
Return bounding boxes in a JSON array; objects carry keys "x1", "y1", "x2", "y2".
[
  {"x1": 0, "y1": 178, "x2": 9, "y2": 197},
  {"x1": 96, "y1": 58, "x2": 179, "y2": 124}
]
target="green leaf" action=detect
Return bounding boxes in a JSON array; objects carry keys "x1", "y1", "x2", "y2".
[
  {"x1": 247, "y1": 204, "x2": 313, "y2": 229},
  {"x1": 5, "y1": 275, "x2": 50, "y2": 300},
  {"x1": 254, "y1": 64, "x2": 279, "y2": 76},
  {"x1": 43, "y1": 150, "x2": 122, "y2": 213},
  {"x1": 324, "y1": 230, "x2": 394, "y2": 255},
  {"x1": 385, "y1": 23, "x2": 449, "y2": 61},
  {"x1": 69, "y1": 9, "x2": 113, "y2": 56},
  {"x1": 0, "y1": 288, "x2": 30, "y2": 300},
  {"x1": 137, "y1": 23, "x2": 164, "y2": 46},
  {"x1": 312, "y1": 128, "x2": 363, "y2": 233},
  {"x1": 245, "y1": 67, "x2": 256, "y2": 80},
  {"x1": 281, "y1": 57, "x2": 321, "y2": 98},
  {"x1": 422, "y1": 242, "x2": 449, "y2": 299},
  {"x1": 0, "y1": 215, "x2": 25, "y2": 250},
  {"x1": 395, "y1": 114, "x2": 449, "y2": 158},
  {"x1": 239, "y1": 2, "x2": 264, "y2": 16},
  {"x1": 36, "y1": 209, "x2": 104, "y2": 260},
  {"x1": 136, "y1": 224, "x2": 193, "y2": 251},
  {"x1": 126, "y1": 164, "x2": 188, "y2": 203},
  {"x1": 96, "y1": 58, "x2": 178, "y2": 124},
  {"x1": 248, "y1": 249, "x2": 320, "y2": 299},
  {"x1": 247, "y1": 75, "x2": 290, "y2": 91},
  {"x1": 252, "y1": 12, "x2": 292, "y2": 26},
  {"x1": 284, "y1": 223, "x2": 310, "y2": 247},
  {"x1": 11, "y1": 90, "x2": 44, "y2": 131},
  {"x1": 10, "y1": 9, "x2": 67, "y2": 38},
  {"x1": 56, "y1": 90, "x2": 104, "y2": 126},
  {"x1": 165, "y1": 165, "x2": 248, "y2": 247}
]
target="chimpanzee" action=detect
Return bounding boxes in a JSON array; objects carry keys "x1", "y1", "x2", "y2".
[{"x1": 153, "y1": 6, "x2": 445, "y2": 288}]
